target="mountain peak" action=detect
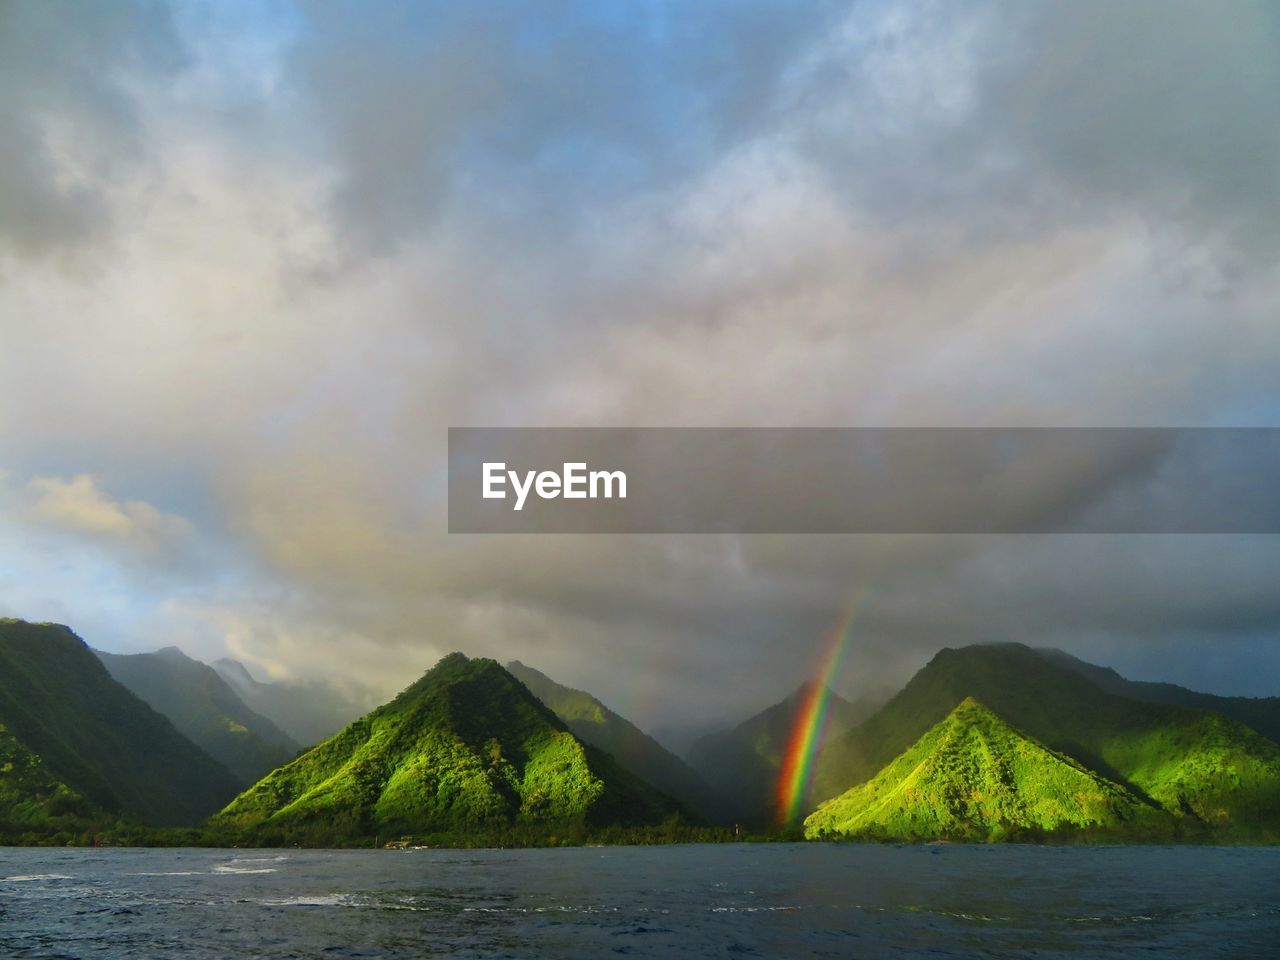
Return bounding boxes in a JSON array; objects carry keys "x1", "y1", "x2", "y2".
[
  {"x1": 783, "y1": 679, "x2": 830, "y2": 703},
  {"x1": 806, "y1": 696, "x2": 1160, "y2": 841},
  {"x1": 215, "y1": 656, "x2": 679, "y2": 842},
  {"x1": 389, "y1": 653, "x2": 507, "y2": 709},
  {"x1": 212, "y1": 657, "x2": 256, "y2": 685}
]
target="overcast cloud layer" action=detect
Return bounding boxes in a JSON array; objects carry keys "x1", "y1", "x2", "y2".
[{"x1": 2, "y1": 0, "x2": 1279, "y2": 735}]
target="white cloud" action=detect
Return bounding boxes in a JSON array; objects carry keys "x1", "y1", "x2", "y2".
[{"x1": 26, "y1": 473, "x2": 191, "y2": 547}]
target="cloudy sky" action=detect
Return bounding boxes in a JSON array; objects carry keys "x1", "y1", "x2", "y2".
[{"x1": 2, "y1": 0, "x2": 1279, "y2": 736}]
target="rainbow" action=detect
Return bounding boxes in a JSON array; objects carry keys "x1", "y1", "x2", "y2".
[{"x1": 776, "y1": 596, "x2": 863, "y2": 827}]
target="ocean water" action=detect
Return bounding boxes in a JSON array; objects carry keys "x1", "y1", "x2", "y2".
[{"x1": 1, "y1": 844, "x2": 1276, "y2": 959}]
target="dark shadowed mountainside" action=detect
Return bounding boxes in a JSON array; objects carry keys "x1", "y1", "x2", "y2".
[
  {"x1": 1037, "y1": 647, "x2": 1280, "y2": 745},
  {"x1": 506, "y1": 660, "x2": 725, "y2": 820},
  {"x1": 0, "y1": 620, "x2": 241, "y2": 829},
  {"x1": 96, "y1": 646, "x2": 298, "y2": 784},
  {"x1": 687, "y1": 682, "x2": 873, "y2": 824}
]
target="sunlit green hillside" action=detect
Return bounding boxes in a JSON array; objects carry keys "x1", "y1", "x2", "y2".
[
  {"x1": 214, "y1": 654, "x2": 681, "y2": 844},
  {"x1": 813, "y1": 644, "x2": 1280, "y2": 840},
  {"x1": 806, "y1": 698, "x2": 1167, "y2": 841}
]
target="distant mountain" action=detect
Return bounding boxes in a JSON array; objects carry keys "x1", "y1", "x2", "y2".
[
  {"x1": 212, "y1": 657, "x2": 368, "y2": 747},
  {"x1": 647, "y1": 720, "x2": 724, "y2": 759},
  {"x1": 687, "y1": 682, "x2": 872, "y2": 824},
  {"x1": 214, "y1": 654, "x2": 681, "y2": 844},
  {"x1": 1038, "y1": 648, "x2": 1280, "y2": 744},
  {"x1": 0, "y1": 620, "x2": 241, "y2": 831},
  {"x1": 814, "y1": 643, "x2": 1280, "y2": 839},
  {"x1": 805, "y1": 698, "x2": 1166, "y2": 841},
  {"x1": 95, "y1": 647, "x2": 299, "y2": 784},
  {"x1": 506, "y1": 660, "x2": 725, "y2": 821}
]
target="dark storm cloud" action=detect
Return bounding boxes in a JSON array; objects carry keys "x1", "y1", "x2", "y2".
[
  {"x1": 783, "y1": 1, "x2": 1280, "y2": 254},
  {"x1": 0, "y1": 0, "x2": 185, "y2": 258},
  {"x1": 288, "y1": 0, "x2": 843, "y2": 250},
  {"x1": 982, "y1": 1, "x2": 1280, "y2": 248}
]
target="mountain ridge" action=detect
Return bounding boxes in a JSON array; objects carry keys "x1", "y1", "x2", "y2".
[
  {"x1": 505, "y1": 660, "x2": 725, "y2": 820},
  {"x1": 212, "y1": 657, "x2": 369, "y2": 748},
  {"x1": 1037, "y1": 647, "x2": 1280, "y2": 745},
  {"x1": 95, "y1": 646, "x2": 299, "y2": 784}
]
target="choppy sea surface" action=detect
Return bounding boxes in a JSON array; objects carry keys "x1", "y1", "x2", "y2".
[{"x1": 1, "y1": 844, "x2": 1276, "y2": 959}]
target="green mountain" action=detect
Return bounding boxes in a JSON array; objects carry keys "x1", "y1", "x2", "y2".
[
  {"x1": 1038, "y1": 648, "x2": 1280, "y2": 745},
  {"x1": 214, "y1": 653, "x2": 681, "y2": 844},
  {"x1": 805, "y1": 698, "x2": 1165, "y2": 841},
  {"x1": 505, "y1": 660, "x2": 724, "y2": 820},
  {"x1": 95, "y1": 647, "x2": 299, "y2": 784},
  {"x1": 814, "y1": 643, "x2": 1280, "y2": 839},
  {"x1": 212, "y1": 657, "x2": 368, "y2": 747},
  {"x1": 687, "y1": 682, "x2": 871, "y2": 824},
  {"x1": 0, "y1": 721, "x2": 105, "y2": 840},
  {"x1": 0, "y1": 620, "x2": 242, "y2": 831}
]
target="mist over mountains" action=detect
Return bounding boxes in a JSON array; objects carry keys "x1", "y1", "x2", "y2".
[
  {"x1": 95, "y1": 646, "x2": 298, "y2": 784},
  {"x1": 210, "y1": 658, "x2": 371, "y2": 750}
]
